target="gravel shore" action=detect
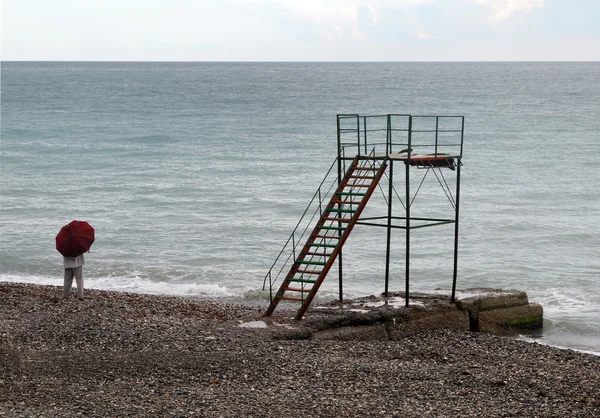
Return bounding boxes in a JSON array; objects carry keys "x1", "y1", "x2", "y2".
[{"x1": 1, "y1": 282, "x2": 599, "y2": 417}]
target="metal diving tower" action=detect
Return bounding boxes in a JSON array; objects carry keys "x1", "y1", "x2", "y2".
[{"x1": 263, "y1": 114, "x2": 465, "y2": 320}]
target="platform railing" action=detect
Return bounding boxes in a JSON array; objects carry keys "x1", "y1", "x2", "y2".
[{"x1": 337, "y1": 114, "x2": 464, "y2": 161}]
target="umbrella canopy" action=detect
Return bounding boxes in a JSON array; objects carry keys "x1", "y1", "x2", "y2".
[{"x1": 56, "y1": 220, "x2": 95, "y2": 257}]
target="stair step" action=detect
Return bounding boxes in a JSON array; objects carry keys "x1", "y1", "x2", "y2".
[
  {"x1": 288, "y1": 277, "x2": 318, "y2": 283},
  {"x1": 279, "y1": 296, "x2": 304, "y2": 302},
  {"x1": 352, "y1": 166, "x2": 379, "y2": 171},
  {"x1": 317, "y1": 226, "x2": 346, "y2": 230},
  {"x1": 349, "y1": 175, "x2": 375, "y2": 179},
  {"x1": 298, "y1": 260, "x2": 326, "y2": 265},
  {"x1": 337, "y1": 192, "x2": 366, "y2": 197},
  {"x1": 324, "y1": 217, "x2": 352, "y2": 222},
  {"x1": 332, "y1": 199, "x2": 361, "y2": 205},
  {"x1": 307, "y1": 243, "x2": 337, "y2": 248},
  {"x1": 282, "y1": 286, "x2": 311, "y2": 293},
  {"x1": 293, "y1": 269, "x2": 321, "y2": 275},
  {"x1": 344, "y1": 183, "x2": 370, "y2": 188},
  {"x1": 302, "y1": 251, "x2": 331, "y2": 257},
  {"x1": 314, "y1": 234, "x2": 340, "y2": 239},
  {"x1": 328, "y1": 208, "x2": 357, "y2": 213}
]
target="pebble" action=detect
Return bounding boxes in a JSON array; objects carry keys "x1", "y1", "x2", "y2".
[{"x1": 1, "y1": 282, "x2": 599, "y2": 417}]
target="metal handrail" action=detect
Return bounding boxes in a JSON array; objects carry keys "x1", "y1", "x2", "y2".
[{"x1": 262, "y1": 157, "x2": 341, "y2": 298}]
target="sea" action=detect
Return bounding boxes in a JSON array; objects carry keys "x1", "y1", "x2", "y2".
[{"x1": 1, "y1": 61, "x2": 599, "y2": 354}]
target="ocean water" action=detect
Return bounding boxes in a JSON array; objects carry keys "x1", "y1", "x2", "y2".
[{"x1": 1, "y1": 61, "x2": 599, "y2": 354}]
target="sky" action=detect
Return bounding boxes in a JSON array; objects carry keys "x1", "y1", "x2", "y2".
[{"x1": 1, "y1": 0, "x2": 599, "y2": 61}]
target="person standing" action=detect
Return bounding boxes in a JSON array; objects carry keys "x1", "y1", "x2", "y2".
[{"x1": 63, "y1": 253, "x2": 85, "y2": 300}]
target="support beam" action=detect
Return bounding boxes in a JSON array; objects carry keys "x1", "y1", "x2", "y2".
[
  {"x1": 405, "y1": 117, "x2": 412, "y2": 308},
  {"x1": 451, "y1": 160, "x2": 462, "y2": 302},
  {"x1": 384, "y1": 160, "x2": 393, "y2": 296}
]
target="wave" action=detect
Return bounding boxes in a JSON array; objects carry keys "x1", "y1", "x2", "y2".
[
  {"x1": 518, "y1": 335, "x2": 600, "y2": 357},
  {"x1": 0, "y1": 273, "x2": 264, "y2": 299}
]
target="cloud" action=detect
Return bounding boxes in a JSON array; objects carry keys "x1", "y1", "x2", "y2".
[
  {"x1": 416, "y1": 27, "x2": 436, "y2": 39},
  {"x1": 257, "y1": 0, "x2": 545, "y2": 42},
  {"x1": 367, "y1": 3, "x2": 379, "y2": 25},
  {"x1": 271, "y1": 0, "x2": 360, "y2": 25},
  {"x1": 264, "y1": 0, "x2": 380, "y2": 39},
  {"x1": 264, "y1": 0, "x2": 443, "y2": 39},
  {"x1": 475, "y1": 0, "x2": 545, "y2": 24}
]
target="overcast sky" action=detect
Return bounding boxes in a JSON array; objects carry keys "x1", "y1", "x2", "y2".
[{"x1": 2, "y1": 0, "x2": 599, "y2": 61}]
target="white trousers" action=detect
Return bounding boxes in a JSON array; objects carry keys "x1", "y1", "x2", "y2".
[{"x1": 63, "y1": 266, "x2": 84, "y2": 299}]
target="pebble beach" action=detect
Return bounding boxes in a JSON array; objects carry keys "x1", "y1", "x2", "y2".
[{"x1": 1, "y1": 282, "x2": 599, "y2": 417}]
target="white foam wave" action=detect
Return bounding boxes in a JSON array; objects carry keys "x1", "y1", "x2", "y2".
[
  {"x1": 518, "y1": 335, "x2": 600, "y2": 357},
  {"x1": 530, "y1": 288, "x2": 600, "y2": 319},
  {"x1": 0, "y1": 273, "x2": 258, "y2": 299}
]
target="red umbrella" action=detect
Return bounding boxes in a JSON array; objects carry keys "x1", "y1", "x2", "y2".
[{"x1": 56, "y1": 220, "x2": 95, "y2": 257}]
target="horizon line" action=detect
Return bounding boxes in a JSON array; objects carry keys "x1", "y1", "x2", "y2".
[{"x1": 2, "y1": 59, "x2": 599, "y2": 63}]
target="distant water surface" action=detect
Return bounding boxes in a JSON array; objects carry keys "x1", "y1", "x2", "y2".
[{"x1": 1, "y1": 61, "x2": 599, "y2": 354}]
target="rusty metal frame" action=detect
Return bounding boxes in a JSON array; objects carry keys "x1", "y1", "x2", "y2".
[{"x1": 336, "y1": 114, "x2": 465, "y2": 307}]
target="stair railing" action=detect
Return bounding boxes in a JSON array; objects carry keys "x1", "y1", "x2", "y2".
[
  {"x1": 262, "y1": 157, "x2": 342, "y2": 300},
  {"x1": 262, "y1": 147, "x2": 381, "y2": 302}
]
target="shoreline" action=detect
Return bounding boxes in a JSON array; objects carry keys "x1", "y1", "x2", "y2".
[
  {"x1": 3, "y1": 277, "x2": 598, "y2": 355},
  {"x1": 2, "y1": 282, "x2": 599, "y2": 416}
]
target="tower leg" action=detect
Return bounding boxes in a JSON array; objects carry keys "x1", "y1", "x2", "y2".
[
  {"x1": 384, "y1": 160, "x2": 393, "y2": 296},
  {"x1": 405, "y1": 155, "x2": 411, "y2": 308},
  {"x1": 451, "y1": 161, "x2": 461, "y2": 302}
]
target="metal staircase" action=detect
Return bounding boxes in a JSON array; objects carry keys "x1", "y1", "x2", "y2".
[{"x1": 264, "y1": 155, "x2": 388, "y2": 320}]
